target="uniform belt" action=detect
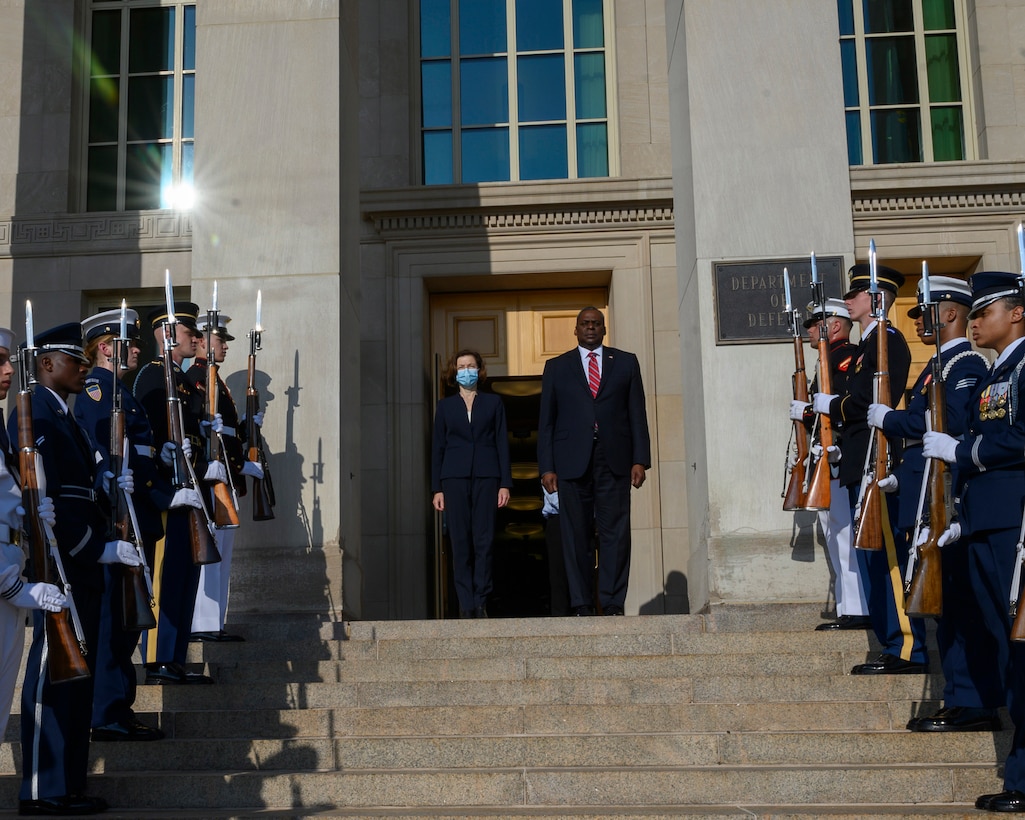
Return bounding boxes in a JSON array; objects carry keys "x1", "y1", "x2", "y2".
[
  {"x1": 904, "y1": 439, "x2": 923, "y2": 448},
  {"x1": 60, "y1": 486, "x2": 96, "y2": 502},
  {"x1": 135, "y1": 444, "x2": 156, "y2": 459}
]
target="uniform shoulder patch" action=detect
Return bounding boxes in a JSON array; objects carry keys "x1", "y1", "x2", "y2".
[
  {"x1": 85, "y1": 381, "x2": 103, "y2": 402},
  {"x1": 837, "y1": 356, "x2": 852, "y2": 372}
]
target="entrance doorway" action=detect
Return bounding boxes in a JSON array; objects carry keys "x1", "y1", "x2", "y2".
[{"x1": 429, "y1": 288, "x2": 608, "y2": 618}]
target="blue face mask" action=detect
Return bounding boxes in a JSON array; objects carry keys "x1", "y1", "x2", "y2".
[{"x1": 455, "y1": 368, "x2": 478, "y2": 388}]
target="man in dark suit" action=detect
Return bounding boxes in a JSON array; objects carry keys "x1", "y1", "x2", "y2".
[{"x1": 537, "y1": 307, "x2": 651, "y2": 616}]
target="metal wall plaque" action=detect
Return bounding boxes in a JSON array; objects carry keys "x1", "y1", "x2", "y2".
[{"x1": 712, "y1": 256, "x2": 846, "y2": 344}]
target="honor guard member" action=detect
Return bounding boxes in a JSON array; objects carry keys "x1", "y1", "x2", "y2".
[
  {"x1": 813, "y1": 263, "x2": 921, "y2": 673},
  {"x1": 132, "y1": 302, "x2": 214, "y2": 685},
  {"x1": 791, "y1": 299, "x2": 869, "y2": 631},
  {"x1": 922, "y1": 272, "x2": 1025, "y2": 813},
  {"x1": 75, "y1": 309, "x2": 167, "y2": 741},
  {"x1": 187, "y1": 312, "x2": 252, "y2": 642},
  {"x1": 867, "y1": 277, "x2": 993, "y2": 731},
  {"x1": 13, "y1": 323, "x2": 139, "y2": 816},
  {"x1": 0, "y1": 326, "x2": 66, "y2": 743}
]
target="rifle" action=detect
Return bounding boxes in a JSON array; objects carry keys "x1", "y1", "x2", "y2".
[
  {"x1": 109, "y1": 309, "x2": 156, "y2": 631},
  {"x1": 804, "y1": 254, "x2": 834, "y2": 510},
  {"x1": 1010, "y1": 223, "x2": 1025, "y2": 639},
  {"x1": 161, "y1": 274, "x2": 220, "y2": 565},
  {"x1": 247, "y1": 290, "x2": 275, "y2": 521},
  {"x1": 905, "y1": 271, "x2": 946, "y2": 617},
  {"x1": 204, "y1": 292, "x2": 240, "y2": 529},
  {"x1": 16, "y1": 302, "x2": 90, "y2": 683},
  {"x1": 853, "y1": 241, "x2": 892, "y2": 551},
  {"x1": 782, "y1": 268, "x2": 812, "y2": 511}
]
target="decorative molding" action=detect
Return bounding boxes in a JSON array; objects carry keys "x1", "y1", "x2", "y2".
[
  {"x1": 0, "y1": 211, "x2": 193, "y2": 258},
  {"x1": 852, "y1": 189, "x2": 1025, "y2": 217}
]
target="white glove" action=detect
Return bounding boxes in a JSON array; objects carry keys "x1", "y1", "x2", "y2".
[
  {"x1": 923, "y1": 431, "x2": 959, "y2": 464},
  {"x1": 4, "y1": 580, "x2": 66, "y2": 612},
  {"x1": 171, "y1": 487, "x2": 204, "y2": 510},
  {"x1": 160, "y1": 441, "x2": 176, "y2": 467},
  {"x1": 938, "y1": 521, "x2": 961, "y2": 547},
  {"x1": 878, "y1": 474, "x2": 899, "y2": 493},
  {"x1": 813, "y1": 393, "x2": 837, "y2": 416},
  {"x1": 240, "y1": 460, "x2": 264, "y2": 479},
  {"x1": 243, "y1": 411, "x2": 265, "y2": 428},
  {"x1": 16, "y1": 497, "x2": 56, "y2": 528},
  {"x1": 867, "y1": 403, "x2": 891, "y2": 430},
  {"x1": 790, "y1": 400, "x2": 810, "y2": 422},
  {"x1": 102, "y1": 469, "x2": 134, "y2": 496},
  {"x1": 826, "y1": 445, "x2": 842, "y2": 464},
  {"x1": 204, "y1": 460, "x2": 228, "y2": 484},
  {"x1": 201, "y1": 413, "x2": 224, "y2": 435},
  {"x1": 99, "y1": 539, "x2": 141, "y2": 566}
]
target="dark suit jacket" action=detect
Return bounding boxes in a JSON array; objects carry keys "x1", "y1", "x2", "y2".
[
  {"x1": 431, "y1": 391, "x2": 512, "y2": 493},
  {"x1": 537, "y1": 346, "x2": 651, "y2": 480}
]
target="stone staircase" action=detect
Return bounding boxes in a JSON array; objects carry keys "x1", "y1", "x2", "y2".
[{"x1": 0, "y1": 604, "x2": 1009, "y2": 818}]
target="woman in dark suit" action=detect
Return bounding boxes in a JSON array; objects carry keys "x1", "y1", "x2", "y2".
[{"x1": 431, "y1": 350, "x2": 512, "y2": 618}]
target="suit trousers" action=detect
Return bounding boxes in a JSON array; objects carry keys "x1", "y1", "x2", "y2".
[
  {"x1": 819, "y1": 478, "x2": 867, "y2": 617},
  {"x1": 442, "y1": 476, "x2": 498, "y2": 612},
  {"x1": 559, "y1": 437, "x2": 631, "y2": 611}
]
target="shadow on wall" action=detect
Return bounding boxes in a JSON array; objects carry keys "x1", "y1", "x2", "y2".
[{"x1": 639, "y1": 570, "x2": 690, "y2": 615}]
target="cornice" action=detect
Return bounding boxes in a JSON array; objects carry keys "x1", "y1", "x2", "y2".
[
  {"x1": 850, "y1": 160, "x2": 1025, "y2": 218},
  {"x1": 0, "y1": 211, "x2": 193, "y2": 258},
  {"x1": 362, "y1": 177, "x2": 675, "y2": 237}
]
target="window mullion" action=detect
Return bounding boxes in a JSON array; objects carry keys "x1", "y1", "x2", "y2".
[
  {"x1": 912, "y1": 2, "x2": 933, "y2": 161},
  {"x1": 450, "y1": 0, "x2": 462, "y2": 182},
  {"x1": 564, "y1": 0, "x2": 577, "y2": 178},
  {"x1": 116, "y1": 6, "x2": 130, "y2": 211},
  {"x1": 507, "y1": 0, "x2": 519, "y2": 181},
  {"x1": 851, "y1": 1, "x2": 872, "y2": 164}
]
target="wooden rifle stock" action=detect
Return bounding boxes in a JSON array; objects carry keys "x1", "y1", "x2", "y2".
[
  {"x1": 205, "y1": 324, "x2": 240, "y2": 530},
  {"x1": 247, "y1": 344, "x2": 275, "y2": 521},
  {"x1": 110, "y1": 403, "x2": 156, "y2": 631},
  {"x1": 905, "y1": 373, "x2": 947, "y2": 617},
  {"x1": 783, "y1": 335, "x2": 811, "y2": 511},
  {"x1": 804, "y1": 326, "x2": 835, "y2": 511},
  {"x1": 161, "y1": 330, "x2": 220, "y2": 566},
  {"x1": 853, "y1": 316, "x2": 892, "y2": 551},
  {"x1": 16, "y1": 390, "x2": 90, "y2": 684},
  {"x1": 1012, "y1": 592, "x2": 1025, "y2": 641}
]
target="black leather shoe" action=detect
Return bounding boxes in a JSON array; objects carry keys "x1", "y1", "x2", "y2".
[
  {"x1": 473, "y1": 605, "x2": 488, "y2": 618},
  {"x1": 571, "y1": 605, "x2": 595, "y2": 616},
  {"x1": 144, "y1": 662, "x2": 213, "y2": 685},
  {"x1": 910, "y1": 706, "x2": 1001, "y2": 733},
  {"x1": 92, "y1": 718, "x2": 165, "y2": 741},
  {"x1": 603, "y1": 605, "x2": 625, "y2": 616},
  {"x1": 851, "y1": 654, "x2": 928, "y2": 675},
  {"x1": 18, "y1": 794, "x2": 104, "y2": 815},
  {"x1": 976, "y1": 790, "x2": 1025, "y2": 812},
  {"x1": 459, "y1": 609, "x2": 474, "y2": 619},
  {"x1": 190, "y1": 630, "x2": 244, "y2": 642},
  {"x1": 815, "y1": 615, "x2": 872, "y2": 631}
]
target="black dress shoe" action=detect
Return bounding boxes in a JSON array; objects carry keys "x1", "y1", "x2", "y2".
[
  {"x1": 190, "y1": 630, "x2": 244, "y2": 642},
  {"x1": 976, "y1": 790, "x2": 1025, "y2": 812},
  {"x1": 473, "y1": 605, "x2": 488, "y2": 618},
  {"x1": 144, "y1": 662, "x2": 214, "y2": 685},
  {"x1": 603, "y1": 605, "x2": 625, "y2": 616},
  {"x1": 851, "y1": 653, "x2": 928, "y2": 675},
  {"x1": 910, "y1": 706, "x2": 1001, "y2": 733},
  {"x1": 18, "y1": 794, "x2": 103, "y2": 815},
  {"x1": 92, "y1": 718, "x2": 165, "y2": 741},
  {"x1": 571, "y1": 605, "x2": 595, "y2": 616},
  {"x1": 815, "y1": 615, "x2": 872, "y2": 631},
  {"x1": 459, "y1": 609, "x2": 474, "y2": 619}
]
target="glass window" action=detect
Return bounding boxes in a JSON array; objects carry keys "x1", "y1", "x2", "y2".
[
  {"x1": 420, "y1": 0, "x2": 611, "y2": 183},
  {"x1": 838, "y1": 0, "x2": 972, "y2": 165},
  {"x1": 84, "y1": 1, "x2": 196, "y2": 211}
]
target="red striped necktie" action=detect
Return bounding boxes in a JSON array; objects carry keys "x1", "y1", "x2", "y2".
[{"x1": 587, "y1": 351, "x2": 600, "y2": 398}]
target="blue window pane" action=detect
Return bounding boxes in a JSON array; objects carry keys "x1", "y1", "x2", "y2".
[
  {"x1": 573, "y1": 0, "x2": 604, "y2": 48},
  {"x1": 184, "y1": 5, "x2": 196, "y2": 70},
  {"x1": 126, "y1": 142, "x2": 171, "y2": 210},
  {"x1": 459, "y1": 0, "x2": 506, "y2": 55},
  {"x1": 87, "y1": 145, "x2": 118, "y2": 211},
  {"x1": 863, "y1": 0, "x2": 913, "y2": 34},
  {"x1": 837, "y1": 0, "x2": 854, "y2": 36},
  {"x1": 128, "y1": 75, "x2": 174, "y2": 140},
  {"x1": 421, "y1": 0, "x2": 451, "y2": 58},
  {"x1": 182, "y1": 74, "x2": 195, "y2": 139},
  {"x1": 181, "y1": 142, "x2": 194, "y2": 189},
  {"x1": 424, "y1": 130, "x2": 454, "y2": 184},
  {"x1": 422, "y1": 61, "x2": 452, "y2": 127},
  {"x1": 575, "y1": 52, "x2": 606, "y2": 118},
  {"x1": 129, "y1": 7, "x2": 175, "y2": 73},
  {"x1": 845, "y1": 111, "x2": 863, "y2": 164},
  {"x1": 91, "y1": 10, "x2": 122, "y2": 76},
  {"x1": 866, "y1": 37, "x2": 918, "y2": 105},
  {"x1": 462, "y1": 128, "x2": 509, "y2": 182},
  {"x1": 871, "y1": 107, "x2": 922, "y2": 163},
  {"x1": 461, "y1": 57, "x2": 508, "y2": 125},
  {"x1": 517, "y1": 0, "x2": 563, "y2": 51},
  {"x1": 840, "y1": 40, "x2": 858, "y2": 107},
  {"x1": 518, "y1": 54, "x2": 565, "y2": 121},
  {"x1": 576, "y1": 122, "x2": 607, "y2": 176},
  {"x1": 520, "y1": 125, "x2": 567, "y2": 180}
]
